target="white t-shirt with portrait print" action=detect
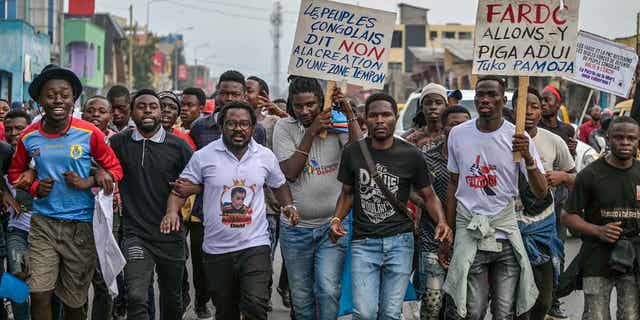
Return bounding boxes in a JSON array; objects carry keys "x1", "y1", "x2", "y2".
[{"x1": 179, "y1": 138, "x2": 287, "y2": 255}]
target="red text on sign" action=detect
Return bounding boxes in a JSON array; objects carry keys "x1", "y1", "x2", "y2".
[
  {"x1": 338, "y1": 40, "x2": 385, "y2": 61},
  {"x1": 486, "y1": 3, "x2": 568, "y2": 25}
]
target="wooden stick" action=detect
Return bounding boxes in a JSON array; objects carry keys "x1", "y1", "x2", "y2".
[
  {"x1": 320, "y1": 80, "x2": 336, "y2": 138},
  {"x1": 514, "y1": 76, "x2": 530, "y2": 162},
  {"x1": 575, "y1": 89, "x2": 594, "y2": 138}
]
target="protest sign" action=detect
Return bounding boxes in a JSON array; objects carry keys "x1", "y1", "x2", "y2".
[
  {"x1": 473, "y1": 0, "x2": 580, "y2": 76},
  {"x1": 288, "y1": 0, "x2": 395, "y2": 89},
  {"x1": 568, "y1": 30, "x2": 639, "y2": 98}
]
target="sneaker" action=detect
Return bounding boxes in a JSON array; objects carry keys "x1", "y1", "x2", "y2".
[
  {"x1": 547, "y1": 301, "x2": 569, "y2": 319},
  {"x1": 195, "y1": 304, "x2": 213, "y2": 320}
]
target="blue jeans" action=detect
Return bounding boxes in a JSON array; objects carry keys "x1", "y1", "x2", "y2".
[
  {"x1": 414, "y1": 250, "x2": 446, "y2": 320},
  {"x1": 6, "y1": 227, "x2": 30, "y2": 320},
  {"x1": 351, "y1": 232, "x2": 414, "y2": 320},
  {"x1": 280, "y1": 221, "x2": 347, "y2": 320}
]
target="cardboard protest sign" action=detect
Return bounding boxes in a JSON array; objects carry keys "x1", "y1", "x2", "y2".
[
  {"x1": 567, "y1": 30, "x2": 639, "y2": 98},
  {"x1": 288, "y1": 0, "x2": 395, "y2": 89},
  {"x1": 473, "y1": 0, "x2": 580, "y2": 76}
]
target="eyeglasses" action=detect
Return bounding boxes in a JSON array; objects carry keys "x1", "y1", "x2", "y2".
[{"x1": 224, "y1": 120, "x2": 252, "y2": 130}]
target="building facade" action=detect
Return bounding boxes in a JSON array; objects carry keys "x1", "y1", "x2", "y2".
[
  {"x1": 0, "y1": 19, "x2": 51, "y2": 103},
  {"x1": 91, "y1": 13, "x2": 127, "y2": 88},
  {"x1": 64, "y1": 18, "x2": 105, "y2": 96},
  {"x1": 1, "y1": 0, "x2": 64, "y2": 64}
]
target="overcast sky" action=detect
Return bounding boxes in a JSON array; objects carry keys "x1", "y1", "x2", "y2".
[{"x1": 96, "y1": 0, "x2": 640, "y2": 96}]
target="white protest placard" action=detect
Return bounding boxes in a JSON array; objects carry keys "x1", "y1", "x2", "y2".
[
  {"x1": 567, "y1": 30, "x2": 639, "y2": 98},
  {"x1": 288, "y1": 0, "x2": 395, "y2": 89},
  {"x1": 473, "y1": 0, "x2": 580, "y2": 76}
]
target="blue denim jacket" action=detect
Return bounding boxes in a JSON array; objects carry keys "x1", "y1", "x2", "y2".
[{"x1": 518, "y1": 212, "x2": 565, "y2": 283}]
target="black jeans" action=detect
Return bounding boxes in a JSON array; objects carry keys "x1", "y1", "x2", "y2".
[
  {"x1": 204, "y1": 245, "x2": 272, "y2": 320},
  {"x1": 190, "y1": 221, "x2": 211, "y2": 308},
  {"x1": 123, "y1": 236, "x2": 184, "y2": 320},
  {"x1": 517, "y1": 260, "x2": 554, "y2": 320}
]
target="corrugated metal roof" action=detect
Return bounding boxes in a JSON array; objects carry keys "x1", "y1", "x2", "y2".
[
  {"x1": 440, "y1": 39, "x2": 474, "y2": 61},
  {"x1": 408, "y1": 46, "x2": 444, "y2": 62}
]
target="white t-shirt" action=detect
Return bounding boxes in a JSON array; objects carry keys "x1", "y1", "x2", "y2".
[
  {"x1": 180, "y1": 138, "x2": 287, "y2": 254},
  {"x1": 447, "y1": 119, "x2": 545, "y2": 217},
  {"x1": 532, "y1": 128, "x2": 575, "y2": 172}
]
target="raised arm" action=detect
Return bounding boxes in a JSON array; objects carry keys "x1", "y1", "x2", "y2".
[
  {"x1": 275, "y1": 109, "x2": 331, "y2": 182},
  {"x1": 513, "y1": 133, "x2": 548, "y2": 199}
]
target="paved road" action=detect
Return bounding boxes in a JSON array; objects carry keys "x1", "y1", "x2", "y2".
[{"x1": 98, "y1": 236, "x2": 610, "y2": 320}]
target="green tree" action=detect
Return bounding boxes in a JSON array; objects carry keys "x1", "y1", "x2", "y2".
[{"x1": 123, "y1": 27, "x2": 159, "y2": 90}]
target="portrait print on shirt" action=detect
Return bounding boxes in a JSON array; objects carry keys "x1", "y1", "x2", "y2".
[
  {"x1": 220, "y1": 179, "x2": 256, "y2": 228},
  {"x1": 359, "y1": 163, "x2": 400, "y2": 224}
]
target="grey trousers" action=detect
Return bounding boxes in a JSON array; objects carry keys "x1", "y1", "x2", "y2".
[
  {"x1": 583, "y1": 273, "x2": 640, "y2": 320},
  {"x1": 466, "y1": 241, "x2": 521, "y2": 320}
]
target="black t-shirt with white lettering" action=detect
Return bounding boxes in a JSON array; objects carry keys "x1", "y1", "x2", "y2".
[
  {"x1": 338, "y1": 138, "x2": 432, "y2": 239},
  {"x1": 565, "y1": 158, "x2": 640, "y2": 277}
]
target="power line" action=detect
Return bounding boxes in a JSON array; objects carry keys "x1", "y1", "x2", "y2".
[
  {"x1": 163, "y1": 0, "x2": 297, "y2": 23},
  {"x1": 181, "y1": 0, "x2": 297, "y2": 15}
]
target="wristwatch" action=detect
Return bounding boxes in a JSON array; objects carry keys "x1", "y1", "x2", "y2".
[{"x1": 525, "y1": 159, "x2": 538, "y2": 171}]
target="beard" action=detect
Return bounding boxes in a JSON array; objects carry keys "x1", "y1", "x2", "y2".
[
  {"x1": 222, "y1": 133, "x2": 250, "y2": 150},
  {"x1": 135, "y1": 118, "x2": 160, "y2": 133}
]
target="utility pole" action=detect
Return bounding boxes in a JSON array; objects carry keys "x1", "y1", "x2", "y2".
[
  {"x1": 174, "y1": 46, "x2": 179, "y2": 90},
  {"x1": 128, "y1": 5, "x2": 134, "y2": 89},
  {"x1": 636, "y1": 12, "x2": 639, "y2": 55},
  {"x1": 271, "y1": 2, "x2": 282, "y2": 98}
]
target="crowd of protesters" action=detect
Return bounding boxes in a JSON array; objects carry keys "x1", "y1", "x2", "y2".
[{"x1": 0, "y1": 63, "x2": 639, "y2": 320}]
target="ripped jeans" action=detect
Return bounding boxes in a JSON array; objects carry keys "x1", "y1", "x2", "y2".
[
  {"x1": 7, "y1": 227, "x2": 30, "y2": 320},
  {"x1": 582, "y1": 273, "x2": 640, "y2": 320},
  {"x1": 414, "y1": 250, "x2": 447, "y2": 320},
  {"x1": 122, "y1": 235, "x2": 184, "y2": 320}
]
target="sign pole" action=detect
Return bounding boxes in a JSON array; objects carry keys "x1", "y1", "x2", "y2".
[
  {"x1": 319, "y1": 80, "x2": 336, "y2": 138},
  {"x1": 514, "y1": 76, "x2": 530, "y2": 162},
  {"x1": 576, "y1": 89, "x2": 595, "y2": 136}
]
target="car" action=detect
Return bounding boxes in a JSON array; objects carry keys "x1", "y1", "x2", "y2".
[{"x1": 396, "y1": 89, "x2": 514, "y2": 135}]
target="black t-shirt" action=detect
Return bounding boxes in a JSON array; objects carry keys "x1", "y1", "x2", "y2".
[
  {"x1": 338, "y1": 138, "x2": 432, "y2": 239},
  {"x1": 538, "y1": 121, "x2": 575, "y2": 143},
  {"x1": 565, "y1": 158, "x2": 640, "y2": 277},
  {"x1": 110, "y1": 130, "x2": 193, "y2": 261}
]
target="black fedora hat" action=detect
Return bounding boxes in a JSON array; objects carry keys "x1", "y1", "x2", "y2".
[{"x1": 28, "y1": 64, "x2": 83, "y2": 102}]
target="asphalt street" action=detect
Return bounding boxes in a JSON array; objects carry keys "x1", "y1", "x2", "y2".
[
  {"x1": 89, "y1": 236, "x2": 609, "y2": 319},
  {"x1": 179, "y1": 237, "x2": 608, "y2": 320}
]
